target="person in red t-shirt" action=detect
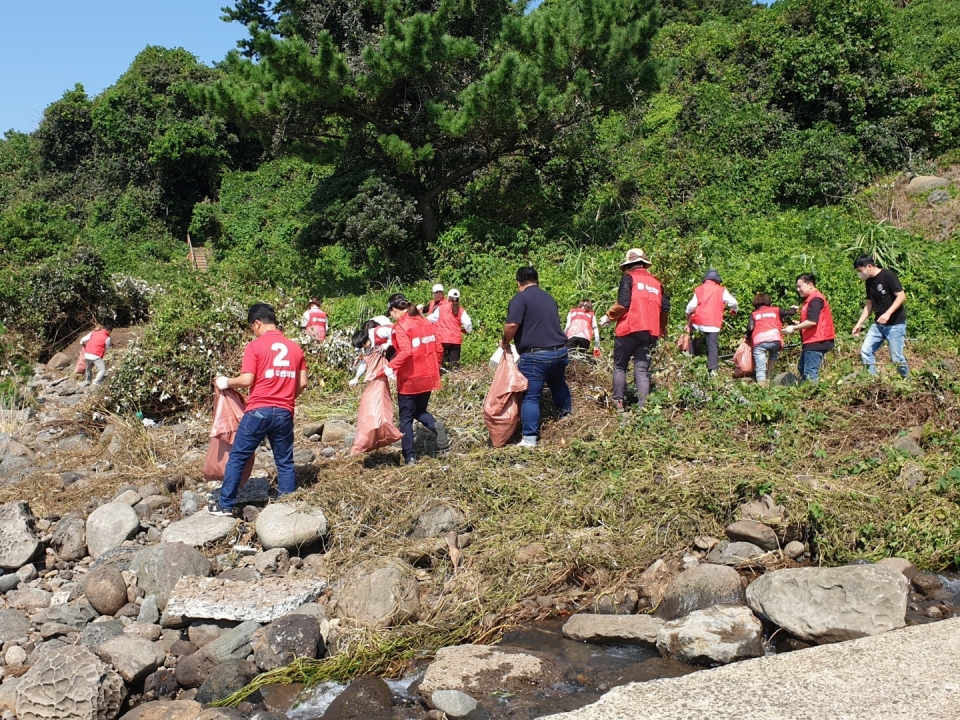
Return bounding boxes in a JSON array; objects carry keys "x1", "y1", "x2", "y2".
[
  {"x1": 211, "y1": 303, "x2": 307, "y2": 515},
  {"x1": 79, "y1": 323, "x2": 113, "y2": 386},
  {"x1": 385, "y1": 294, "x2": 449, "y2": 465}
]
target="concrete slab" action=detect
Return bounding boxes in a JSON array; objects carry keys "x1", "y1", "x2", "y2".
[{"x1": 543, "y1": 618, "x2": 960, "y2": 720}]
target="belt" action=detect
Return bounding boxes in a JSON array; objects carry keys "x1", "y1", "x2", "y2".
[{"x1": 527, "y1": 346, "x2": 566, "y2": 353}]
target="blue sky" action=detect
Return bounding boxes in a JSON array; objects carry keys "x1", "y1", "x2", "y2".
[{"x1": 0, "y1": 1, "x2": 245, "y2": 134}]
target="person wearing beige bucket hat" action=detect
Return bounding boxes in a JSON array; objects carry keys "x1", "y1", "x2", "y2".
[{"x1": 599, "y1": 249, "x2": 670, "y2": 412}]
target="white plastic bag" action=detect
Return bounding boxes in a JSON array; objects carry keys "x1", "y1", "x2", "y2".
[{"x1": 489, "y1": 344, "x2": 521, "y2": 369}]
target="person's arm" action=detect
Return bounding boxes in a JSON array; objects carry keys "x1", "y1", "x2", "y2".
[
  {"x1": 501, "y1": 324, "x2": 519, "y2": 350},
  {"x1": 461, "y1": 310, "x2": 473, "y2": 333},
  {"x1": 564, "y1": 311, "x2": 573, "y2": 335},
  {"x1": 852, "y1": 300, "x2": 873, "y2": 336},
  {"x1": 685, "y1": 294, "x2": 697, "y2": 319},
  {"x1": 591, "y1": 315, "x2": 601, "y2": 346},
  {"x1": 780, "y1": 307, "x2": 797, "y2": 321},
  {"x1": 105, "y1": 337, "x2": 112, "y2": 349},
  {"x1": 301, "y1": 311, "x2": 310, "y2": 328},
  {"x1": 388, "y1": 325, "x2": 411, "y2": 371},
  {"x1": 502, "y1": 295, "x2": 523, "y2": 349},
  {"x1": 602, "y1": 274, "x2": 634, "y2": 324},
  {"x1": 295, "y1": 365, "x2": 308, "y2": 397},
  {"x1": 349, "y1": 358, "x2": 367, "y2": 386},
  {"x1": 745, "y1": 314, "x2": 755, "y2": 343},
  {"x1": 219, "y1": 372, "x2": 255, "y2": 390},
  {"x1": 80, "y1": 332, "x2": 91, "y2": 346},
  {"x1": 878, "y1": 292, "x2": 905, "y2": 325},
  {"x1": 723, "y1": 289, "x2": 738, "y2": 314},
  {"x1": 427, "y1": 307, "x2": 440, "y2": 323},
  {"x1": 785, "y1": 299, "x2": 821, "y2": 334}
]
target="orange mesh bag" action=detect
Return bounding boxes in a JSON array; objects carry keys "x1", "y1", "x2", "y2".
[
  {"x1": 732, "y1": 340, "x2": 755, "y2": 378},
  {"x1": 483, "y1": 352, "x2": 528, "y2": 447},
  {"x1": 351, "y1": 352, "x2": 404, "y2": 455},
  {"x1": 203, "y1": 387, "x2": 255, "y2": 483}
]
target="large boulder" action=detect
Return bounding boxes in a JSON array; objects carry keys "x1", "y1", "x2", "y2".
[
  {"x1": 165, "y1": 576, "x2": 325, "y2": 623},
  {"x1": 130, "y1": 543, "x2": 212, "y2": 611},
  {"x1": 86, "y1": 503, "x2": 141, "y2": 560},
  {"x1": 323, "y1": 677, "x2": 393, "y2": 719},
  {"x1": 83, "y1": 566, "x2": 129, "y2": 616},
  {"x1": 561, "y1": 614, "x2": 664, "y2": 645},
  {"x1": 92, "y1": 636, "x2": 165, "y2": 684},
  {"x1": 255, "y1": 503, "x2": 327, "y2": 550},
  {"x1": 419, "y1": 644, "x2": 561, "y2": 700},
  {"x1": 705, "y1": 541, "x2": 765, "y2": 566},
  {"x1": 161, "y1": 512, "x2": 238, "y2": 546},
  {"x1": 51, "y1": 512, "x2": 88, "y2": 561},
  {"x1": 637, "y1": 558, "x2": 681, "y2": 608},
  {"x1": 656, "y1": 604, "x2": 764, "y2": 665},
  {"x1": 408, "y1": 504, "x2": 465, "y2": 539},
  {"x1": 0, "y1": 501, "x2": 41, "y2": 569},
  {"x1": 252, "y1": 614, "x2": 323, "y2": 671},
  {"x1": 905, "y1": 175, "x2": 950, "y2": 195},
  {"x1": 195, "y1": 660, "x2": 258, "y2": 705},
  {"x1": 738, "y1": 494, "x2": 785, "y2": 523},
  {"x1": 15, "y1": 645, "x2": 126, "y2": 720},
  {"x1": 46, "y1": 352, "x2": 73, "y2": 371},
  {"x1": 746, "y1": 565, "x2": 908, "y2": 644},
  {"x1": 320, "y1": 418, "x2": 355, "y2": 445},
  {"x1": 724, "y1": 520, "x2": 778, "y2": 552},
  {"x1": 658, "y1": 564, "x2": 746, "y2": 620},
  {"x1": 173, "y1": 621, "x2": 261, "y2": 689},
  {"x1": 337, "y1": 559, "x2": 420, "y2": 629},
  {"x1": 118, "y1": 700, "x2": 203, "y2": 720}
]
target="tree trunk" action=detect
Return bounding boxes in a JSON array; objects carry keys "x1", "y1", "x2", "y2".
[{"x1": 417, "y1": 195, "x2": 439, "y2": 243}]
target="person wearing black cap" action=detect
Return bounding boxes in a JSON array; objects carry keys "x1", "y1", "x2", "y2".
[{"x1": 685, "y1": 269, "x2": 738, "y2": 375}]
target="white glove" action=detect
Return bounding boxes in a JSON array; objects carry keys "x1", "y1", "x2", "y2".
[
  {"x1": 783, "y1": 326, "x2": 795, "y2": 336},
  {"x1": 215, "y1": 376, "x2": 230, "y2": 390},
  {"x1": 384, "y1": 366, "x2": 396, "y2": 381},
  {"x1": 348, "y1": 378, "x2": 359, "y2": 387},
  {"x1": 598, "y1": 315, "x2": 610, "y2": 327}
]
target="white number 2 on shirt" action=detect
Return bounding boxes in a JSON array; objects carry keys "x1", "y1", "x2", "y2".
[{"x1": 271, "y1": 343, "x2": 290, "y2": 367}]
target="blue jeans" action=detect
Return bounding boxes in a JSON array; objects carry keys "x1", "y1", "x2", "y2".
[
  {"x1": 752, "y1": 342, "x2": 780, "y2": 384},
  {"x1": 398, "y1": 392, "x2": 436, "y2": 462},
  {"x1": 518, "y1": 348, "x2": 572, "y2": 438},
  {"x1": 860, "y1": 322, "x2": 908, "y2": 377},
  {"x1": 218, "y1": 407, "x2": 295, "y2": 510},
  {"x1": 798, "y1": 348, "x2": 827, "y2": 382}
]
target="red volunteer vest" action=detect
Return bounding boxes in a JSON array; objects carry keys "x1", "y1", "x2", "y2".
[
  {"x1": 750, "y1": 306, "x2": 783, "y2": 347},
  {"x1": 566, "y1": 309, "x2": 594, "y2": 340},
  {"x1": 372, "y1": 322, "x2": 392, "y2": 347},
  {"x1": 437, "y1": 304, "x2": 465, "y2": 345},
  {"x1": 690, "y1": 282, "x2": 725, "y2": 328},
  {"x1": 800, "y1": 290, "x2": 836, "y2": 345},
  {"x1": 427, "y1": 298, "x2": 445, "y2": 315},
  {"x1": 84, "y1": 329, "x2": 110, "y2": 358},
  {"x1": 390, "y1": 314, "x2": 442, "y2": 395},
  {"x1": 616, "y1": 268, "x2": 663, "y2": 338},
  {"x1": 306, "y1": 309, "x2": 327, "y2": 339}
]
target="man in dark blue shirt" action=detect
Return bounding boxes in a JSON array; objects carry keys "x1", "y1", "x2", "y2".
[{"x1": 501, "y1": 267, "x2": 572, "y2": 448}]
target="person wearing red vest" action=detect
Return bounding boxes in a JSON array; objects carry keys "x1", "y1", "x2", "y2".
[
  {"x1": 784, "y1": 273, "x2": 835, "y2": 382},
  {"x1": 301, "y1": 297, "x2": 328, "y2": 342},
  {"x1": 598, "y1": 249, "x2": 670, "y2": 412},
  {"x1": 564, "y1": 300, "x2": 601, "y2": 353},
  {"x1": 211, "y1": 303, "x2": 308, "y2": 516},
  {"x1": 685, "y1": 269, "x2": 738, "y2": 374},
  {"x1": 426, "y1": 284, "x2": 446, "y2": 315},
  {"x1": 745, "y1": 293, "x2": 796, "y2": 385},
  {"x1": 386, "y1": 294, "x2": 449, "y2": 465},
  {"x1": 427, "y1": 288, "x2": 473, "y2": 370},
  {"x1": 79, "y1": 323, "x2": 113, "y2": 386}
]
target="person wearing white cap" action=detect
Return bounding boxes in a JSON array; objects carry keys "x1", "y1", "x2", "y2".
[
  {"x1": 599, "y1": 249, "x2": 670, "y2": 412},
  {"x1": 427, "y1": 284, "x2": 446, "y2": 315},
  {"x1": 427, "y1": 288, "x2": 473, "y2": 370},
  {"x1": 685, "y1": 269, "x2": 738, "y2": 375}
]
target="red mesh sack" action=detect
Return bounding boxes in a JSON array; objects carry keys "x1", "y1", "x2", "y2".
[
  {"x1": 203, "y1": 387, "x2": 255, "y2": 483},
  {"x1": 483, "y1": 352, "x2": 528, "y2": 448},
  {"x1": 732, "y1": 340, "x2": 755, "y2": 378},
  {"x1": 74, "y1": 354, "x2": 87, "y2": 375},
  {"x1": 351, "y1": 352, "x2": 404, "y2": 455}
]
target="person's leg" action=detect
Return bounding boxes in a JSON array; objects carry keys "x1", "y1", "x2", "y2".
[
  {"x1": 397, "y1": 394, "x2": 417, "y2": 462},
  {"x1": 798, "y1": 349, "x2": 807, "y2": 381},
  {"x1": 264, "y1": 408, "x2": 296, "y2": 496},
  {"x1": 612, "y1": 337, "x2": 631, "y2": 402},
  {"x1": 884, "y1": 323, "x2": 908, "y2": 378},
  {"x1": 753, "y1": 344, "x2": 768, "y2": 384},
  {"x1": 566, "y1": 337, "x2": 589, "y2": 351},
  {"x1": 92, "y1": 358, "x2": 107, "y2": 385},
  {"x1": 84, "y1": 359, "x2": 93, "y2": 384},
  {"x1": 447, "y1": 344, "x2": 461, "y2": 370},
  {"x1": 705, "y1": 332, "x2": 719, "y2": 372},
  {"x1": 802, "y1": 349, "x2": 825, "y2": 382},
  {"x1": 517, "y1": 353, "x2": 548, "y2": 438},
  {"x1": 544, "y1": 349, "x2": 572, "y2": 416},
  {"x1": 412, "y1": 392, "x2": 437, "y2": 432},
  {"x1": 218, "y1": 412, "x2": 267, "y2": 510},
  {"x1": 767, "y1": 343, "x2": 779, "y2": 379},
  {"x1": 633, "y1": 341, "x2": 654, "y2": 407},
  {"x1": 859, "y1": 322, "x2": 885, "y2": 375}
]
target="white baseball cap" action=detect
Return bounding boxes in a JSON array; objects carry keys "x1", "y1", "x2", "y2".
[
  {"x1": 432, "y1": 284, "x2": 444, "y2": 293},
  {"x1": 448, "y1": 288, "x2": 460, "y2": 299}
]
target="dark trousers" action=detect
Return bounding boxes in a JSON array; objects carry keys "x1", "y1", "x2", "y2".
[
  {"x1": 441, "y1": 343, "x2": 461, "y2": 370},
  {"x1": 398, "y1": 392, "x2": 436, "y2": 461},
  {"x1": 613, "y1": 333, "x2": 657, "y2": 407},
  {"x1": 566, "y1": 337, "x2": 590, "y2": 351},
  {"x1": 219, "y1": 407, "x2": 294, "y2": 510},
  {"x1": 700, "y1": 331, "x2": 720, "y2": 371}
]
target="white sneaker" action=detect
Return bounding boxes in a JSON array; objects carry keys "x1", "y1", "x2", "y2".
[{"x1": 516, "y1": 436, "x2": 537, "y2": 448}]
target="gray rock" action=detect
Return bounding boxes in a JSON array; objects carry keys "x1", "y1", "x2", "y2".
[
  {"x1": 656, "y1": 604, "x2": 764, "y2": 665},
  {"x1": 658, "y1": 564, "x2": 746, "y2": 620},
  {"x1": 905, "y1": 175, "x2": 950, "y2": 195},
  {"x1": 138, "y1": 484, "x2": 162, "y2": 500},
  {"x1": 56, "y1": 433, "x2": 93, "y2": 452},
  {"x1": 129, "y1": 543, "x2": 212, "y2": 611},
  {"x1": 51, "y1": 512, "x2": 88, "y2": 561},
  {"x1": 0, "y1": 573, "x2": 20, "y2": 592},
  {"x1": 17, "y1": 563, "x2": 38, "y2": 583},
  {"x1": 324, "y1": 676, "x2": 393, "y2": 719},
  {"x1": 746, "y1": 565, "x2": 908, "y2": 644},
  {"x1": 46, "y1": 352, "x2": 73, "y2": 370},
  {"x1": 252, "y1": 614, "x2": 323, "y2": 671},
  {"x1": 188, "y1": 619, "x2": 237, "y2": 648},
  {"x1": 892, "y1": 435, "x2": 924, "y2": 457},
  {"x1": 899, "y1": 462, "x2": 925, "y2": 489},
  {"x1": 174, "y1": 620, "x2": 261, "y2": 688},
  {"x1": 706, "y1": 541, "x2": 765, "y2": 566},
  {"x1": 179, "y1": 491, "x2": 202, "y2": 517},
  {"x1": 293, "y1": 449, "x2": 315, "y2": 465},
  {"x1": 771, "y1": 372, "x2": 799, "y2": 387},
  {"x1": 0, "y1": 455, "x2": 33, "y2": 482},
  {"x1": 7, "y1": 587, "x2": 52, "y2": 612},
  {"x1": 725, "y1": 520, "x2": 778, "y2": 551},
  {"x1": 337, "y1": 559, "x2": 420, "y2": 629},
  {"x1": 32, "y1": 605, "x2": 92, "y2": 632},
  {"x1": 90, "y1": 545, "x2": 139, "y2": 574},
  {"x1": 253, "y1": 548, "x2": 289, "y2": 575},
  {"x1": 112, "y1": 489, "x2": 142, "y2": 506},
  {"x1": 432, "y1": 689, "x2": 478, "y2": 718},
  {"x1": 15, "y1": 645, "x2": 126, "y2": 720},
  {"x1": 138, "y1": 594, "x2": 160, "y2": 624},
  {"x1": 321, "y1": 418, "x2": 355, "y2": 445},
  {"x1": 124, "y1": 622, "x2": 162, "y2": 641},
  {"x1": 161, "y1": 511, "x2": 238, "y2": 546},
  {"x1": 80, "y1": 620, "x2": 125, "y2": 647},
  {"x1": 166, "y1": 576, "x2": 325, "y2": 623},
  {"x1": 0, "y1": 609, "x2": 31, "y2": 643},
  {"x1": 409, "y1": 504, "x2": 465, "y2": 539},
  {"x1": 255, "y1": 504, "x2": 327, "y2": 551},
  {"x1": 419, "y1": 644, "x2": 561, "y2": 699},
  {"x1": 217, "y1": 567, "x2": 260, "y2": 583},
  {"x1": 784, "y1": 541, "x2": 806, "y2": 560},
  {"x1": 928, "y1": 189, "x2": 951, "y2": 205},
  {"x1": 141, "y1": 669, "x2": 181, "y2": 703},
  {"x1": 84, "y1": 565, "x2": 129, "y2": 616},
  {"x1": 86, "y1": 502, "x2": 140, "y2": 559},
  {"x1": 196, "y1": 659, "x2": 258, "y2": 705},
  {"x1": 93, "y1": 636, "x2": 165, "y2": 684},
  {"x1": 0, "y1": 434, "x2": 30, "y2": 459},
  {"x1": 301, "y1": 422, "x2": 324, "y2": 439},
  {"x1": 561, "y1": 614, "x2": 664, "y2": 645},
  {"x1": 236, "y1": 477, "x2": 270, "y2": 505},
  {"x1": 0, "y1": 501, "x2": 41, "y2": 570}
]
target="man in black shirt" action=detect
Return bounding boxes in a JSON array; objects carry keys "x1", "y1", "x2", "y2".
[
  {"x1": 852, "y1": 255, "x2": 908, "y2": 378},
  {"x1": 501, "y1": 266, "x2": 572, "y2": 448}
]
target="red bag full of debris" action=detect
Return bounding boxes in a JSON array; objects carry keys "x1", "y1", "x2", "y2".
[
  {"x1": 732, "y1": 340, "x2": 755, "y2": 378},
  {"x1": 483, "y1": 351, "x2": 528, "y2": 448},
  {"x1": 351, "y1": 352, "x2": 404, "y2": 455},
  {"x1": 203, "y1": 387, "x2": 254, "y2": 483},
  {"x1": 74, "y1": 354, "x2": 87, "y2": 375}
]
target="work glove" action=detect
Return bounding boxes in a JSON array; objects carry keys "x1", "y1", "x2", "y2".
[
  {"x1": 783, "y1": 326, "x2": 795, "y2": 336},
  {"x1": 598, "y1": 315, "x2": 610, "y2": 328},
  {"x1": 593, "y1": 347, "x2": 602, "y2": 358},
  {"x1": 348, "y1": 378, "x2": 359, "y2": 387},
  {"x1": 215, "y1": 376, "x2": 229, "y2": 390},
  {"x1": 384, "y1": 366, "x2": 396, "y2": 381}
]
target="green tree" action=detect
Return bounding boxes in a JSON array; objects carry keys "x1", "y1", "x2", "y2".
[{"x1": 207, "y1": 0, "x2": 661, "y2": 243}]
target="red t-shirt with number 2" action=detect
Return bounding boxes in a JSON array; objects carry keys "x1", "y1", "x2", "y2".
[{"x1": 241, "y1": 330, "x2": 306, "y2": 414}]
